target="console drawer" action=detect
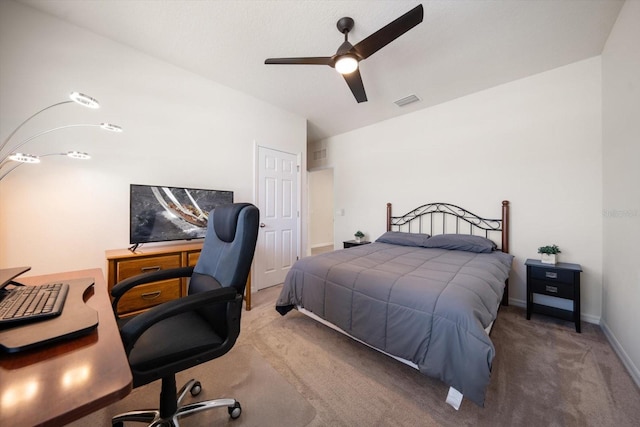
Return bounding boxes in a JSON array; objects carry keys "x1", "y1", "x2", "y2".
[
  {"x1": 531, "y1": 279, "x2": 574, "y2": 299},
  {"x1": 116, "y1": 254, "x2": 181, "y2": 282},
  {"x1": 530, "y1": 267, "x2": 574, "y2": 284},
  {"x1": 187, "y1": 251, "x2": 200, "y2": 267},
  {"x1": 116, "y1": 279, "x2": 181, "y2": 315}
]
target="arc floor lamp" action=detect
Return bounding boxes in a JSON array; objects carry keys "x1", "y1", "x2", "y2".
[{"x1": 0, "y1": 91, "x2": 122, "y2": 181}]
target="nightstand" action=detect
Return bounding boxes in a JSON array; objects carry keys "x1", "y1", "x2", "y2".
[
  {"x1": 343, "y1": 240, "x2": 371, "y2": 249},
  {"x1": 525, "y1": 259, "x2": 582, "y2": 332}
]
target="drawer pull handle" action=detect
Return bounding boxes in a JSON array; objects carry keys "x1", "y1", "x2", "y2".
[
  {"x1": 545, "y1": 272, "x2": 558, "y2": 279},
  {"x1": 141, "y1": 266, "x2": 161, "y2": 273},
  {"x1": 141, "y1": 291, "x2": 162, "y2": 300},
  {"x1": 545, "y1": 285, "x2": 558, "y2": 293}
]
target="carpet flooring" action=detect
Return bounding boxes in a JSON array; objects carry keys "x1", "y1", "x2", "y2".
[{"x1": 70, "y1": 285, "x2": 640, "y2": 426}]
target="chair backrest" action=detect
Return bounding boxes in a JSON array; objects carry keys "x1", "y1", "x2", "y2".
[{"x1": 189, "y1": 203, "x2": 259, "y2": 296}]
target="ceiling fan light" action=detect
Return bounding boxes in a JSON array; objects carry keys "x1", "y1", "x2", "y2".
[
  {"x1": 9, "y1": 153, "x2": 40, "y2": 163},
  {"x1": 335, "y1": 55, "x2": 358, "y2": 74}
]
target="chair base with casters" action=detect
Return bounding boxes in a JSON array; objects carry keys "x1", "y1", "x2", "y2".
[{"x1": 112, "y1": 376, "x2": 241, "y2": 427}]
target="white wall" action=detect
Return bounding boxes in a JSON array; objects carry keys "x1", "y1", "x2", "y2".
[
  {"x1": 0, "y1": 1, "x2": 307, "y2": 277},
  {"x1": 602, "y1": 0, "x2": 640, "y2": 386},
  {"x1": 313, "y1": 57, "x2": 603, "y2": 323}
]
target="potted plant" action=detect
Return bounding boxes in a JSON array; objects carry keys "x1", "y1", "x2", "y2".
[
  {"x1": 354, "y1": 230, "x2": 365, "y2": 243},
  {"x1": 538, "y1": 244, "x2": 561, "y2": 264}
]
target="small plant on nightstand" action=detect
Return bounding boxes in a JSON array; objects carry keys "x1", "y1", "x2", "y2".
[
  {"x1": 354, "y1": 230, "x2": 365, "y2": 243},
  {"x1": 538, "y1": 244, "x2": 561, "y2": 264}
]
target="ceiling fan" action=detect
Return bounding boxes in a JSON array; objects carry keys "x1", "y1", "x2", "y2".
[{"x1": 265, "y1": 4, "x2": 424, "y2": 103}]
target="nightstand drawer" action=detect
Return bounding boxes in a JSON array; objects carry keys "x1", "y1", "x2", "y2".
[
  {"x1": 530, "y1": 267, "x2": 575, "y2": 284},
  {"x1": 531, "y1": 279, "x2": 574, "y2": 299}
]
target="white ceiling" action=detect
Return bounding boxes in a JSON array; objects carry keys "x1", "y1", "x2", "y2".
[{"x1": 19, "y1": 0, "x2": 624, "y2": 142}]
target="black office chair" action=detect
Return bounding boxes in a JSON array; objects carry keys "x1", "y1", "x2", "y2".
[{"x1": 110, "y1": 203, "x2": 259, "y2": 427}]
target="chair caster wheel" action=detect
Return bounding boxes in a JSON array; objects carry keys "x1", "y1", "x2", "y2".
[
  {"x1": 190, "y1": 381, "x2": 202, "y2": 396},
  {"x1": 228, "y1": 401, "x2": 241, "y2": 419}
]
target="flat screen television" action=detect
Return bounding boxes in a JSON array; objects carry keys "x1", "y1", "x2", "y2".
[{"x1": 129, "y1": 184, "x2": 233, "y2": 246}]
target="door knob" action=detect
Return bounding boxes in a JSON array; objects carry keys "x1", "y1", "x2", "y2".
[{"x1": 259, "y1": 223, "x2": 266, "y2": 228}]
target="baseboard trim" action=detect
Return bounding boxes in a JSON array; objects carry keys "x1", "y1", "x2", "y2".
[
  {"x1": 600, "y1": 320, "x2": 640, "y2": 390},
  {"x1": 311, "y1": 242, "x2": 334, "y2": 249},
  {"x1": 581, "y1": 312, "x2": 601, "y2": 325},
  {"x1": 508, "y1": 298, "x2": 526, "y2": 308}
]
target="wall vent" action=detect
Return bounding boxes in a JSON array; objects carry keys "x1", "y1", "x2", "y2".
[
  {"x1": 313, "y1": 148, "x2": 326, "y2": 161},
  {"x1": 394, "y1": 94, "x2": 421, "y2": 107}
]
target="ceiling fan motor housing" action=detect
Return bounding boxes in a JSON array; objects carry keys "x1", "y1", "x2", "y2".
[{"x1": 337, "y1": 17, "x2": 354, "y2": 34}]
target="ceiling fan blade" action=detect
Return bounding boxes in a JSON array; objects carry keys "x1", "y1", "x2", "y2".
[
  {"x1": 265, "y1": 57, "x2": 332, "y2": 66},
  {"x1": 352, "y1": 4, "x2": 424, "y2": 60},
  {"x1": 343, "y1": 69, "x2": 368, "y2": 103}
]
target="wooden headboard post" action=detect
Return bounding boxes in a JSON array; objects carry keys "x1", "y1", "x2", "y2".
[
  {"x1": 502, "y1": 200, "x2": 509, "y2": 254},
  {"x1": 501, "y1": 200, "x2": 510, "y2": 307}
]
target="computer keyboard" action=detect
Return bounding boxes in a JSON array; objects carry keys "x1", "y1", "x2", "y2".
[{"x1": 0, "y1": 283, "x2": 69, "y2": 326}]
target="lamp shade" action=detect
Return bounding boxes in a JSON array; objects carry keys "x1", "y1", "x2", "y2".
[
  {"x1": 100, "y1": 123, "x2": 123, "y2": 132},
  {"x1": 8, "y1": 153, "x2": 40, "y2": 163},
  {"x1": 66, "y1": 151, "x2": 91, "y2": 159},
  {"x1": 69, "y1": 92, "x2": 100, "y2": 109}
]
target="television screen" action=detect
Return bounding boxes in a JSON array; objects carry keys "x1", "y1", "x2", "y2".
[{"x1": 129, "y1": 184, "x2": 234, "y2": 244}]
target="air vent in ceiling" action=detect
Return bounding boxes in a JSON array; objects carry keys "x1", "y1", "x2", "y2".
[{"x1": 394, "y1": 94, "x2": 421, "y2": 107}]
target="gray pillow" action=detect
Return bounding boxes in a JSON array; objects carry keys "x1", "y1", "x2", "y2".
[
  {"x1": 421, "y1": 234, "x2": 496, "y2": 253},
  {"x1": 375, "y1": 231, "x2": 430, "y2": 247}
]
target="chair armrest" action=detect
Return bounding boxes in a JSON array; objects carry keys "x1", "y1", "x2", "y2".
[
  {"x1": 118, "y1": 286, "x2": 239, "y2": 355},
  {"x1": 111, "y1": 266, "x2": 195, "y2": 315}
]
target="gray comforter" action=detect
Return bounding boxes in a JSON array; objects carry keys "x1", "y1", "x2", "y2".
[{"x1": 276, "y1": 242, "x2": 514, "y2": 406}]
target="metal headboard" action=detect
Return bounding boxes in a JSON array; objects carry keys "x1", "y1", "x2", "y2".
[{"x1": 386, "y1": 201, "x2": 510, "y2": 253}]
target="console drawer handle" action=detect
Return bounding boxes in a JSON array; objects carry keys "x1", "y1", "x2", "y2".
[
  {"x1": 141, "y1": 266, "x2": 161, "y2": 273},
  {"x1": 141, "y1": 291, "x2": 162, "y2": 300},
  {"x1": 545, "y1": 272, "x2": 558, "y2": 279},
  {"x1": 545, "y1": 285, "x2": 558, "y2": 293}
]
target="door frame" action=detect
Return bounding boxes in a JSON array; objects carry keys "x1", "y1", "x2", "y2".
[{"x1": 252, "y1": 143, "x2": 302, "y2": 292}]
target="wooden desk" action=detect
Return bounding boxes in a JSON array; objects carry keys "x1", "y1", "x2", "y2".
[{"x1": 0, "y1": 269, "x2": 132, "y2": 426}]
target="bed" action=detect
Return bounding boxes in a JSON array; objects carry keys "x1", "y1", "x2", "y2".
[{"x1": 276, "y1": 201, "x2": 513, "y2": 408}]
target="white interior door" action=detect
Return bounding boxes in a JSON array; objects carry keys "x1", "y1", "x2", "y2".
[{"x1": 255, "y1": 146, "x2": 299, "y2": 290}]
